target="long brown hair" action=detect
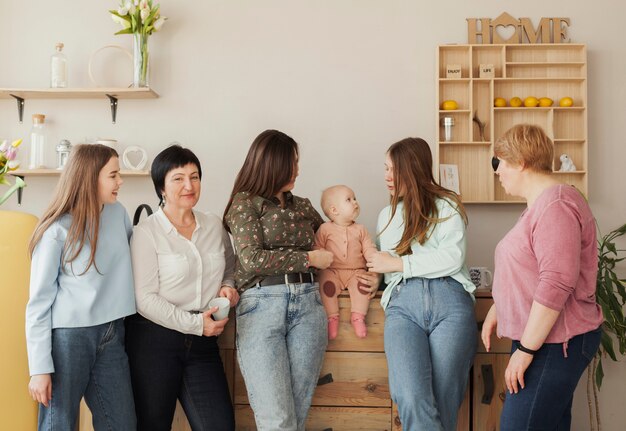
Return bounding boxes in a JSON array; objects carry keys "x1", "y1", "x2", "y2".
[
  {"x1": 223, "y1": 130, "x2": 299, "y2": 231},
  {"x1": 28, "y1": 144, "x2": 118, "y2": 274},
  {"x1": 383, "y1": 138, "x2": 467, "y2": 255}
]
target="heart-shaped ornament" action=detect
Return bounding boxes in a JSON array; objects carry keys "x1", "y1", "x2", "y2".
[{"x1": 123, "y1": 146, "x2": 148, "y2": 171}]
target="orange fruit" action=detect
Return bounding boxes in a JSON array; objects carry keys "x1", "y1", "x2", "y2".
[
  {"x1": 559, "y1": 97, "x2": 574, "y2": 107},
  {"x1": 539, "y1": 97, "x2": 554, "y2": 107},
  {"x1": 509, "y1": 97, "x2": 523, "y2": 107},
  {"x1": 494, "y1": 97, "x2": 506, "y2": 107},
  {"x1": 441, "y1": 100, "x2": 458, "y2": 110},
  {"x1": 524, "y1": 96, "x2": 539, "y2": 107}
]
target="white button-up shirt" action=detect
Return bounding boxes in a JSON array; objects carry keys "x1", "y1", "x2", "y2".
[{"x1": 130, "y1": 208, "x2": 235, "y2": 335}]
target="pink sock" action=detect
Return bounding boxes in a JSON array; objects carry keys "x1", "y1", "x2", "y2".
[
  {"x1": 351, "y1": 312, "x2": 367, "y2": 338},
  {"x1": 328, "y1": 315, "x2": 340, "y2": 340}
]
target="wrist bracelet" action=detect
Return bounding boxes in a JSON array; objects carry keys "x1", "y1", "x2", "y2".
[{"x1": 517, "y1": 341, "x2": 539, "y2": 355}]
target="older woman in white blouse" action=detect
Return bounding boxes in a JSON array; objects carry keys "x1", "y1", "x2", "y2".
[{"x1": 125, "y1": 145, "x2": 238, "y2": 431}]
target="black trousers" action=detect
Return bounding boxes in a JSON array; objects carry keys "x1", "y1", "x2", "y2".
[{"x1": 125, "y1": 314, "x2": 235, "y2": 431}]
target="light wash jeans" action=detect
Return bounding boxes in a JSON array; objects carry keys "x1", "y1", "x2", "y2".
[
  {"x1": 38, "y1": 319, "x2": 136, "y2": 431},
  {"x1": 236, "y1": 282, "x2": 328, "y2": 431},
  {"x1": 384, "y1": 277, "x2": 477, "y2": 431}
]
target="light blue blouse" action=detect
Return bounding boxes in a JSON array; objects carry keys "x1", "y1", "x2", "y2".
[
  {"x1": 25, "y1": 202, "x2": 136, "y2": 375},
  {"x1": 377, "y1": 198, "x2": 475, "y2": 309}
]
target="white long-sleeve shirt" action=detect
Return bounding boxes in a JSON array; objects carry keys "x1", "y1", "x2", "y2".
[
  {"x1": 130, "y1": 208, "x2": 235, "y2": 335},
  {"x1": 377, "y1": 198, "x2": 475, "y2": 309}
]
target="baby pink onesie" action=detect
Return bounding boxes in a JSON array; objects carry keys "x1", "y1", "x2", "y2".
[{"x1": 314, "y1": 221, "x2": 378, "y2": 315}]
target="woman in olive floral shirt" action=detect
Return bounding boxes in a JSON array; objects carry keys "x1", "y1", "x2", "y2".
[{"x1": 224, "y1": 130, "x2": 373, "y2": 430}]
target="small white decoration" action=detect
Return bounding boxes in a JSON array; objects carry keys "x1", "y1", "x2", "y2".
[
  {"x1": 123, "y1": 146, "x2": 148, "y2": 171},
  {"x1": 559, "y1": 154, "x2": 576, "y2": 172}
]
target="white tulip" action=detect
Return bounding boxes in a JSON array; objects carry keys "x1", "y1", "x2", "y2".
[
  {"x1": 153, "y1": 16, "x2": 166, "y2": 31},
  {"x1": 111, "y1": 13, "x2": 131, "y2": 29},
  {"x1": 117, "y1": 5, "x2": 129, "y2": 16},
  {"x1": 139, "y1": 0, "x2": 149, "y2": 10},
  {"x1": 140, "y1": 7, "x2": 150, "y2": 21},
  {"x1": 8, "y1": 160, "x2": 20, "y2": 170},
  {"x1": 0, "y1": 140, "x2": 7, "y2": 152}
]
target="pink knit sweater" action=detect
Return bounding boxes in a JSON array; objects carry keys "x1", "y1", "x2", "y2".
[{"x1": 492, "y1": 185, "x2": 603, "y2": 344}]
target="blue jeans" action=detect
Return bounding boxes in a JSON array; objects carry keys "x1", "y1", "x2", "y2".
[
  {"x1": 500, "y1": 327, "x2": 601, "y2": 431},
  {"x1": 384, "y1": 277, "x2": 477, "y2": 431},
  {"x1": 125, "y1": 313, "x2": 234, "y2": 431},
  {"x1": 236, "y1": 282, "x2": 328, "y2": 431},
  {"x1": 38, "y1": 319, "x2": 136, "y2": 431}
]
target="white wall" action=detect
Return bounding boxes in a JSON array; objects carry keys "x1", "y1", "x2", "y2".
[{"x1": 2, "y1": 1, "x2": 625, "y2": 428}]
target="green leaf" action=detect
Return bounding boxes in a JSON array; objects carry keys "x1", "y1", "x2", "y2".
[
  {"x1": 595, "y1": 358, "x2": 604, "y2": 388},
  {"x1": 601, "y1": 328, "x2": 617, "y2": 361},
  {"x1": 114, "y1": 28, "x2": 134, "y2": 35}
]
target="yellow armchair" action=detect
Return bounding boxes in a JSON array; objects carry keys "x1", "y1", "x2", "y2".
[{"x1": 0, "y1": 210, "x2": 39, "y2": 429}]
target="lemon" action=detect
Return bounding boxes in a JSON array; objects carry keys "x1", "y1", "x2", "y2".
[
  {"x1": 539, "y1": 97, "x2": 554, "y2": 107},
  {"x1": 494, "y1": 97, "x2": 506, "y2": 107},
  {"x1": 441, "y1": 100, "x2": 458, "y2": 110},
  {"x1": 559, "y1": 97, "x2": 574, "y2": 107},
  {"x1": 509, "y1": 97, "x2": 523, "y2": 107},
  {"x1": 524, "y1": 96, "x2": 539, "y2": 107}
]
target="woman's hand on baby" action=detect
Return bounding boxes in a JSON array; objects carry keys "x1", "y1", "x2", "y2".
[
  {"x1": 356, "y1": 270, "x2": 381, "y2": 298},
  {"x1": 202, "y1": 309, "x2": 229, "y2": 337},
  {"x1": 308, "y1": 249, "x2": 334, "y2": 269},
  {"x1": 367, "y1": 251, "x2": 403, "y2": 274},
  {"x1": 219, "y1": 285, "x2": 240, "y2": 307}
]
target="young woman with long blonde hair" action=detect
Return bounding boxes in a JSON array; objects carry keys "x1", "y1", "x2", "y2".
[{"x1": 25, "y1": 144, "x2": 136, "y2": 430}]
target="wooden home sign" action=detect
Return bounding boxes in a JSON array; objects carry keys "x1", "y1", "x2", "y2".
[{"x1": 467, "y1": 12, "x2": 571, "y2": 44}]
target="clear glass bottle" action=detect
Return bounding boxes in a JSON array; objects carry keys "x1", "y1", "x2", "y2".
[
  {"x1": 29, "y1": 114, "x2": 47, "y2": 169},
  {"x1": 50, "y1": 42, "x2": 67, "y2": 88}
]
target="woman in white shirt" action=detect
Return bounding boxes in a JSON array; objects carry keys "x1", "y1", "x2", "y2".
[
  {"x1": 26, "y1": 144, "x2": 136, "y2": 430},
  {"x1": 367, "y1": 138, "x2": 477, "y2": 431},
  {"x1": 126, "y1": 145, "x2": 239, "y2": 431}
]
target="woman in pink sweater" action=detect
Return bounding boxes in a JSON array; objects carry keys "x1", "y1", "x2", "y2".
[{"x1": 482, "y1": 124, "x2": 602, "y2": 430}]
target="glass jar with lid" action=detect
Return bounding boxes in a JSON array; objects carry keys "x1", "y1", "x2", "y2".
[{"x1": 29, "y1": 114, "x2": 47, "y2": 169}]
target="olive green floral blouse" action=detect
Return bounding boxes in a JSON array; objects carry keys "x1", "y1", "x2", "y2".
[{"x1": 225, "y1": 191, "x2": 324, "y2": 291}]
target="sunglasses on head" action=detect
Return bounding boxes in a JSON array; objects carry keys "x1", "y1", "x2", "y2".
[{"x1": 491, "y1": 156, "x2": 500, "y2": 172}]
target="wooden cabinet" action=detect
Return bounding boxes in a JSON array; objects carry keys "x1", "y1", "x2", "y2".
[
  {"x1": 437, "y1": 44, "x2": 587, "y2": 203},
  {"x1": 472, "y1": 291, "x2": 512, "y2": 431}
]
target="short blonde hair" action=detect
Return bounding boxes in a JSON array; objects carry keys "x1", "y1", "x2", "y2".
[{"x1": 494, "y1": 124, "x2": 553, "y2": 173}]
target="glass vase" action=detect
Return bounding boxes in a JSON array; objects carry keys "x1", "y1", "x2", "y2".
[{"x1": 133, "y1": 32, "x2": 149, "y2": 88}]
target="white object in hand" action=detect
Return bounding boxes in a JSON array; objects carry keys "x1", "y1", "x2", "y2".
[
  {"x1": 122, "y1": 146, "x2": 148, "y2": 171},
  {"x1": 559, "y1": 154, "x2": 576, "y2": 172},
  {"x1": 208, "y1": 297, "x2": 230, "y2": 321}
]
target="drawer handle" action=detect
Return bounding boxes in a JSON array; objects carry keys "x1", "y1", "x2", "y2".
[
  {"x1": 481, "y1": 364, "x2": 494, "y2": 405},
  {"x1": 317, "y1": 373, "x2": 334, "y2": 386},
  {"x1": 322, "y1": 428, "x2": 333, "y2": 431},
  {"x1": 366, "y1": 383, "x2": 377, "y2": 392}
]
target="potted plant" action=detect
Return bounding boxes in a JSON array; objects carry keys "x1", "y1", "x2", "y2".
[
  {"x1": 0, "y1": 139, "x2": 25, "y2": 206},
  {"x1": 587, "y1": 222, "x2": 626, "y2": 431}
]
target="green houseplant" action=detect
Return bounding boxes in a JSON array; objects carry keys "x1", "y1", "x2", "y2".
[{"x1": 587, "y1": 222, "x2": 626, "y2": 431}]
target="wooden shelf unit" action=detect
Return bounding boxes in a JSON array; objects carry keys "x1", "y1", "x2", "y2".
[{"x1": 436, "y1": 44, "x2": 588, "y2": 203}]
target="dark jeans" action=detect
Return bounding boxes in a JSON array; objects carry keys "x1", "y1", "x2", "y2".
[
  {"x1": 125, "y1": 314, "x2": 235, "y2": 431},
  {"x1": 500, "y1": 327, "x2": 601, "y2": 431}
]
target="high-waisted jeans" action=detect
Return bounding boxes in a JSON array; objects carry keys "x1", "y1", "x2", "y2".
[
  {"x1": 500, "y1": 327, "x2": 601, "y2": 431},
  {"x1": 236, "y1": 282, "x2": 328, "y2": 431},
  {"x1": 384, "y1": 276, "x2": 477, "y2": 431},
  {"x1": 38, "y1": 319, "x2": 136, "y2": 431}
]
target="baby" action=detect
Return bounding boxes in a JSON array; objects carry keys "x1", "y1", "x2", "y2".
[{"x1": 314, "y1": 185, "x2": 378, "y2": 339}]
